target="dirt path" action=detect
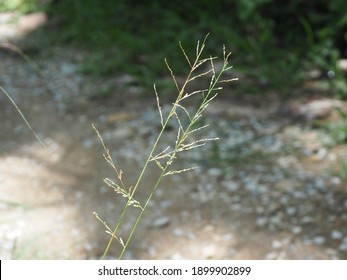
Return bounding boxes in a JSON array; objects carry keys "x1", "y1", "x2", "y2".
[{"x1": 1, "y1": 12, "x2": 347, "y2": 260}]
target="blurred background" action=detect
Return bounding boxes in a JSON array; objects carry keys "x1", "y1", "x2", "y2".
[{"x1": 0, "y1": 0, "x2": 347, "y2": 259}]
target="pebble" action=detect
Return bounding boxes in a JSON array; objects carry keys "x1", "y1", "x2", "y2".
[
  {"x1": 313, "y1": 236, "x2": 326, "y2": 245},
  {"x1": 112, "y1": 126, "x2": 134, "y2": 139},
  {"x1": 222, "y1": 233, "x2": 234, "y2": 241},
  {"x1": 83, "y1": 138, "x2": 94, "y2": 148},
  {"x1": 202, "y1": 245, "x2": 216, "y2": 259},
  {"x1": 152, "y1": 216, "x2": 171, "y2": 228},
  {"x1": 292, "y1": 226, "x2": 302, "y2": 234},
  {"x1": 265, "y1": 252, "x2": 277, "y2": 260},
  {"x1": 331, "y1": 230, "x2": 343, "y2": 240},
  {"x1": 338, "y1": 242, "x2": 347, "y2": 251},
  {"x1": 301, "y1": 216, "x2": 313, "y2": 224},
  {"x1": 317, "y1": 148, "x2": 328, "y2": 159},
  {"x1": 207, "y1": 168, "x2": 223, "y2": 177},
  {"x1": 99, "y1": 186, "x2": 108, "y2": 194},
  {"x1": 173, "y1": 228, "x2": 184, "y2": 237},
  {"x1": 222, "y1": 181, "x2": 240, "y2": 192},
  {"x1": 159, "y1": 200, "x2": 173, "y2": 209},
  {"x1": 256, "y1": 217, "x2": 268, "y2": 227},
  {"x1": 285, "y1": 207, "x2": 297, "y2": 216},
  {"x1": 272, "y1": 240, "x2": 282, "y2": 249}
]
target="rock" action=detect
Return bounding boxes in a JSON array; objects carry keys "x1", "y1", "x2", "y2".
[
  {"x1": 202, "y1": 245, "x2": 216, "y2": 259},
  {"x1": 222, "y1": 180, "x2": 240, "y2": 192},
  {"x1": 207, "y1": 168, "x2": 223, "y2": 177},
  {"x1": 285, "y1": 207, "x2": 297, "y2": 216},
  {"x1": 331, "y1": 230, "x2": 343, "y2": 240},
  {"x1": 313, "y1": 236, "x2": 326, "y2": 245},
  {"x1": 337, "y1": 59, "x2": 347, "y2": 73},
  {"x1": 106, "y1": 113, "x2": 138, "y2": 125},
  {"x1": 152, "y1": 216, "x2": 171, "y2": 228},
  {"x1": 173, "y1": 228, "x2": 184, "y2": 237},
  {"x1": 266, "y1": 252, "x2": 277, "y2": 260},
  {"x1": 287, "y1": 98, "x2": 344, "y2": 122},
  {"x1": 112, "y1": 126, "x2": 134, "y2": 139},
  {"x1": 292, "y1": 226, "x2": 302, "y2": 234},
  {"x1": 338, "y1": 242, "x2": 347, "y2": 251},
  {"x1": 159, "y1": 200, "x2": 173, "y2": 209},
  {"x1": 301, "y1": 216, "x2": 313, "y2": 224},
  {"x1": 272, "y1": 240, "x2": 282, "y2": 249},
  {"x1": 83, "y1": 138, "x2": 94, "y2": 148},
  {"x1": 256, "y1": 217, "x2": 268, "y2": 227},
  {"x1": 171, "y1": 253, "x2": 182, "y2": 260}
]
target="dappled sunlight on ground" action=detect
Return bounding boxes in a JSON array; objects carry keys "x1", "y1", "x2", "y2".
[{"x1": 1, "y1": 11, "x2": 347, "y2": 260}]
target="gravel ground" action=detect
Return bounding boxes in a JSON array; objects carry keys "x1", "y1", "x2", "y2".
[{"x1": 1, "y1": 12, "x2": 347, "y2": 260}]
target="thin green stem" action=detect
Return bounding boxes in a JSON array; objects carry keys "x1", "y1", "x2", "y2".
[{"x1": 0, "y1": 86, "x2": 46, "y2": 148}]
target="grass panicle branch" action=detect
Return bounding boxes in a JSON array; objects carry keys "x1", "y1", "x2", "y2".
[
  {"x1": 94, "y1": 36, "x2": 237, "y2": 259},
  {"x1": 0, "y1": 86, "x2": 46, "y2": 148}
]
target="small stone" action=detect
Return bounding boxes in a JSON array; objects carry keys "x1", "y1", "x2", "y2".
[
  {"x1": 222, "y1": 233, "x2": 234, "y2": 241},
  {"x1": 223, "y1": 181, "x2": 239, "y2": 192},
  {"x1": 99, "y1": 186, "x2": 108, "y2": 194},
  {"x1": 338, "y1": 242, "x2": 347, "y2": 251},
  {"x1": 272, "y1": 240, "x2": 282, "y2": 249},
  {"x1": 230, "y1": 203, "x2": 241, "y2": 211},
  {"x1": 112, "y1": 126, "x2": 134, "y2": 139},
  {"x1": 314, "y1": 178, "x2": 325, "y2": 189},
  {"x1": 173, "y1": 228, "x2": 184, "y2": 237},
  {"x1": 107, "y1": 113, "x2": 137, "y2": 124},
  {"x1": 301, "y1": 216, "x2": 313, "y2": 224},
  {"x1": 203, "y1": 224, "x2": 215, "y2": 232},
  {"x1": 313, "y1": 236, "x2": 325, "y2": 245},
  {"x1": 331, "y1": 230, "x2": 343, "y2": 240},
  {"x1": 292, "y1": 226, "x2": 302, "y2": 234},
  {"x1": 330, "y1": 177, "x2": 341, "y2": 186},
  {"x1": 265, "y1": 252, "x2": 277, "y2": 260},
  {"x1": 207, "y1": 168, "x2": 223, "y2": 177},
  {"x1": 83, "y1": 138, "x2": 93, "y2": 148},
  {"x1": 317, "y1": 148, "x2": 327, "y2": 159},
  {"x1": 152, "y1": 216, "x2": 171, "y2": 228},
  {"x1": 147, "y1": 246, "x2": 157, "y2": 257},
  {"x1": 256, "y1": 207, "x2": 264, "y2": 214},
  {"x1": 84, "y1": 243, "x2": 94, "y2": 251},
  {"x1": 279, "y1": 195, "x2": 290, "y2": 205},
  {"x1": 293, "y1": 191, "x2": 306, "y2": 199},
  {"x1": 285, "y1": 207, "x2": 297, "y2": 216},
  {"x1": 123, "y1": 250, "x2": 134, "y2": 260},
  {"x1": 256, "y1": 217, "x2": 268, "y2": 227},
  {"x1": 269, "y1": 215, "x2": 282, "y2": 226},
  {"x1": 202, "y1": 245, "x2": 216, "y2": 259},
  {"x1": 159, "y1": 200, "x2": 173, "y2": 209},
  {"x1": 171, "y1": 253, "x2": 182, "y2": 260},
  {"x1": 244, "y1": 178, "x2": 258, "y2": 193}
]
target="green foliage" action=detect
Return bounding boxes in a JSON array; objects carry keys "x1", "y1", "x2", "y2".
[
  {"x1": 0, "y1": 0, "x2": 45, "y2": 13},
  {"x1": 325, "y1": 108, "x2": 347, "y2": 145},
  {"x1": 21, "y1": 0, "x2": 347, "y2": 96}
]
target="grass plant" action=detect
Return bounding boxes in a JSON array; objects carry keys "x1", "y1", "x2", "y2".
[
  {"x1": 93, "y1": 36, "x2": 237, "y2": 259},
  {"x1": 0, "y1": 86, "x2": 46, "y2": 147}
]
